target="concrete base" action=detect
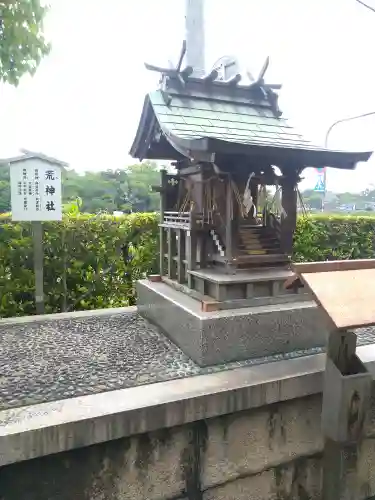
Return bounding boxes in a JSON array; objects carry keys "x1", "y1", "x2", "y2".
[{"x1": 137, "y1": 280, "x2": 328, "y2": 366}]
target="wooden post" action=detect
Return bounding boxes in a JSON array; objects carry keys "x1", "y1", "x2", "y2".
[
  {"x1": 187, "y1": 230, "x2": 197, "y2": 288},
  {"x1": 250, "y1": 180, "x2": 258, "y2": 221},
  {"x1": 225, "y1": 178, "x2": 233, "y2": 271},
  {"x1": 177, "y1": 229, "x2": 184, "y2": 283},
  {"x1": 159, "y1": 170, "x2": 167, "y2": 276},
  {"x1": 280, "y1": 175, "x2": 297, "y2": 255},
  {"x1": 32, "y1": 221, "x2": 44, "y2": 314},
  {"x1": 197, "y1": 232, "x2": 206, "y2": 269},
  {"x1": 61, "y1": 228, "x2": 68, "y2": 312},
  {"x1": 167, "y1": 228, "x2": 176, "y2": 279}
]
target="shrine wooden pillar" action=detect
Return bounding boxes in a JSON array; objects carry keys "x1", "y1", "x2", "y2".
[
  {"x1": 186, "y1": 229, "x2": 197, "y2": 288},
  {"x1": 225, "y1": 177, "x2": 233, "y2": 271},
  {"x1": 250, "y1": 179, "x2": 258, "y2": 220},
  {"x1": 280, "y1": 170, "x2": 298, "y2": 255},
  {"x1": 159, "y1": 169, "x2": 167, "y2": 276}
]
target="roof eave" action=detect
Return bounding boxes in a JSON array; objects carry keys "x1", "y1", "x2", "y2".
[
  {"x1": 161, "y1": 129, "x2": 209, "y2": 158},
  {"x1": 129, "y1": 95, "x2": 156, "y2": 160},
  {"x1": 206, "y1": 139, "x2": 372, "y2": 170}
]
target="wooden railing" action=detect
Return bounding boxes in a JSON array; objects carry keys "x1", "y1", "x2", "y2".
[
  {"x1": 161, "y1": 212, "x2": 213, "y2": 230},
  {"x1": 162, "y1": 212, "x2": 191, "y2": 228}
]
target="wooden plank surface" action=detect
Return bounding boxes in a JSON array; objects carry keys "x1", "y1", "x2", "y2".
[
  {"x1": 294, "y1": 259, "x2": 375, "y2": 274},
  {"x1": 300, "y1": 268, "x2": 375, "y2": 330}
]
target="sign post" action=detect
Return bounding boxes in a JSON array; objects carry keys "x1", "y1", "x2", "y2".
[
  {"x1": 8, "y1": 152, "x2": 64, "y2": 315},
  {"x1": 32, "y1": 221, "x2": 44, "y2": 314},
  {"x1": 313, "y1": 167, "x2": 326, "y2": 211}
]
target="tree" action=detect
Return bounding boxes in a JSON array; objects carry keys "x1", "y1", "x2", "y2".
[
  {"x1": 301, "y1": 189, "x2": 325, "y2": 210},
  {"x1": 59, "y1": 162, "x2": 161, "y2": 214},
  {"x1": 125, "y1": 162, "x2": 160, "y2": 212},
  {"x1": 0, "y1": 0, "x2": 50, "y2": 85}
]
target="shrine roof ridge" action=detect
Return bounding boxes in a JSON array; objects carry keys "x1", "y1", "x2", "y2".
[
  {"x1": 160, "y1": 73, "x2": 279, "y2": 111},
  {"x1": 130, "y1": 45, "x2": 373, "y2": 168}
]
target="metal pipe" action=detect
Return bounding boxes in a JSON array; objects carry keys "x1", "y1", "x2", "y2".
[
  {"x1": 324, "y1": 111, "x2": 375, "y2": 148},
  {"x1": 322, "y1": 111, "x2": 375, "y2": 211}
]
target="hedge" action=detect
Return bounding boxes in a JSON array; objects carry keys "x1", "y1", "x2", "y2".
[
  {"x1": 1, "y1": 213, "x2": 375, "y2": 318},
  {"x1": 294, "y1": 214, "x2": 375, "y2": 262},
  {"x1": 0, "y1": 213, "x2": 158, "y2": 317}
]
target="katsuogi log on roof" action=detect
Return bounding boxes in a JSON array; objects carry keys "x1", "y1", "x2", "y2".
[{"x1": 130, "y1": 55, "x2": 371, "y2": 170}]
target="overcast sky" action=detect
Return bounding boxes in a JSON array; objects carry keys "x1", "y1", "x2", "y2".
[{"x1": 1, "y1": 0, "x2": 375, "y2": 192}]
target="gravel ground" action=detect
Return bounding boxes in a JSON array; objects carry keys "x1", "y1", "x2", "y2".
[{"x1": 0, "y1": 311, "x2": 375, "y2": 411}]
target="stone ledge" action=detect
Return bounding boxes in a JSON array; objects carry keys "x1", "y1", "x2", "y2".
[
  {"x1": 0, "y1": 306, "x2": 137, "y2": 325},
  {"x1": 137, "y1": 279, "x2": 328, "y2": 365},
  {"x1": 1, "y1": 343, "x2": 375, "y2": 467}
]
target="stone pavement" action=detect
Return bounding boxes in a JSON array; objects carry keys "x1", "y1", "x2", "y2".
[{"x1": 1, "y1": 310, "x2": 375, "y2": 411}]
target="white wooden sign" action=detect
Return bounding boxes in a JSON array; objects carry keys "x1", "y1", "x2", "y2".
[{"x1": 10, "y1": 158, "x2": 62, "y2": 221}]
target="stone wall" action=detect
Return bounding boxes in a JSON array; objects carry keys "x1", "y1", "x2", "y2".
[
  {"x1": 3, "y1": 391, "x2": 375, "y2": 500},
  {"x1": 3, "y1": 339, "x2": 375, "y2": 500}
]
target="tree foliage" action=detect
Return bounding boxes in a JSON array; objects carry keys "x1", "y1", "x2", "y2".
[{"x1": 0, "y1": 0, "x2": 50, "y2": 85}]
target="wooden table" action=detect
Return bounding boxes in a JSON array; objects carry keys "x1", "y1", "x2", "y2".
[
  {"x1": 294, "y1": 259, "x2": 375, "y2": 330},
  {"x1": 291, "y1": 259, "x2": 375, "y2": 500}
]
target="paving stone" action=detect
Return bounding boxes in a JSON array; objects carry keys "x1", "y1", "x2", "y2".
[{"x1": 0, "y1": 311, "x2": 374, "y2": 411}]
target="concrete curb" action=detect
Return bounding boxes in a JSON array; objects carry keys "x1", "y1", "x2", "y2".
[{"x1": 3, "y1": 344, "x2": 375, "y2": 467}]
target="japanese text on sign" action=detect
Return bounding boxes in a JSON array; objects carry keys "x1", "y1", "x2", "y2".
[{"x1": 10, "y1": 160, "x2": 62, "y2": 221}]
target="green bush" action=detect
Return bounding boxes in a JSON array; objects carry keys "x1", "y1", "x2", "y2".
[
  {"x1": 294, "y1": 214, "x2": 375, "y2": 262},
  {"x1": 0, "y1": 212, "x2": 159, "y2": 317},
  {"x1": 1, "y1": 213, "x2": 375, "y2": 317}
]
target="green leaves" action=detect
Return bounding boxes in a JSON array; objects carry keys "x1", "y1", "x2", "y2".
[
  {"x1": 2, "y1": 212, "x2": 375, "y2": 318},
  {"x1": 294, "y1": 214, "x2": 375, "y2": 263},
  {"x1": 0, "y1": 212, "x2": 159, "y2": 317},
  {"x1": 0, "y1": 0, "x2": 50, "y2": 85}
]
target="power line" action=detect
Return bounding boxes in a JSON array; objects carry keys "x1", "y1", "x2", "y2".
[{"x1": 356, "y1": 0, "x2": 375, "y2": 13}]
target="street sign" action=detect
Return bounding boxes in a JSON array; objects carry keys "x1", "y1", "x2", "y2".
[
  {"x1": 10, "y1": 159, "x2": 62, "y2": 221},
  {"x1": 315, "y1": 167, "x2": 326, "y2": 174},
  {"x1": 314, "y1": 175, "x2": 326, "y2": 192}
]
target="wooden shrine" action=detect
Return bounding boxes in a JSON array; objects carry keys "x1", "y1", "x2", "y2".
[
  {"x1": 130, "y1": 48, "x2": 371, "y2": 311},
  {"x1": 130, "y1": 45, "x2": 372, "y2": 366}
]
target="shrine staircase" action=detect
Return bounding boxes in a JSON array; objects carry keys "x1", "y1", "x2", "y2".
[{"x1": 235, "y1": 221, "x2": 288, "y2": 268}]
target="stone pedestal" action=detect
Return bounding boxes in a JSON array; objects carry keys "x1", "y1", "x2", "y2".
[{"x1": 137, "y1": 279, "x2": 328, "y2": 366}]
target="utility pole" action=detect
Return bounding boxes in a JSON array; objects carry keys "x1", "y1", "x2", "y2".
[
  {"x1": 324, "y1": 111, "x2": 375, "y2": 211},
  {"x1": 185, "y1": 0, "x2": 205, "y2": 76}
]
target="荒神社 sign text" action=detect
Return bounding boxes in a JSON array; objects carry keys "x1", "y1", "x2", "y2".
[{"x1": 10, "y1": 160, "x2": 62, "y2": 221}]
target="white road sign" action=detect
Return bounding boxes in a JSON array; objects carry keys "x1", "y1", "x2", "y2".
[{"x1": 10, "y1": 159, "x2": 62, "y2": 221}]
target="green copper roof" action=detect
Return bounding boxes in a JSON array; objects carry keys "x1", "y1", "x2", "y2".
[
  {"x1": 130, "y1": 74, "x2": 372, "y2": 169},
  {"x1": 149, "y1": 89, "x2": 311, "y2": 150}
]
